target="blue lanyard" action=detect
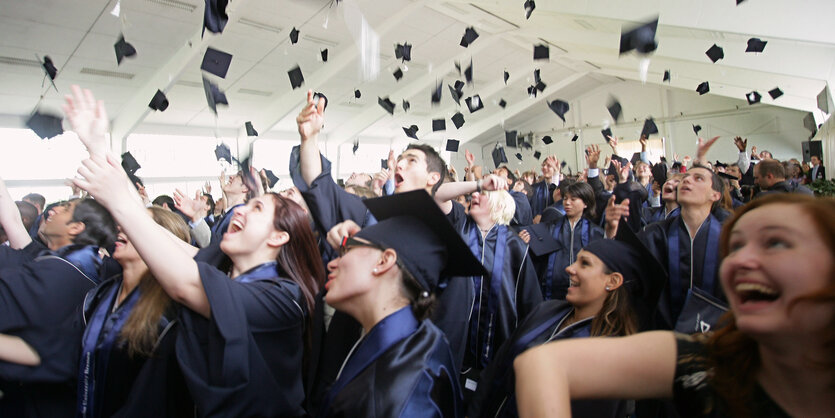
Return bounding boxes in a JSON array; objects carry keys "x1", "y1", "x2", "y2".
[
  {"x1": 234, "y1": 261, "x2": 279, "y2": 284},
  {"x1": 543, "y1": 218, "x2": 588, "y2": 300},
  {"x1": 466, "y1": 222, "x2": 507, "y2": 368},
  {"x1": 77, "y1": 280, "x2": 141, "y2": 417},
  {"x1": 667, "y1": 215, "x2": 721, "y2": 315}
]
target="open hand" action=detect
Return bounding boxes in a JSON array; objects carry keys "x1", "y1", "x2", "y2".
[
  {"x1": 297, "y1": 90, "x2": 326, "y2": 140},
  {"x1": 63, "y1": 85, "x2": 109, "y2": 156}
]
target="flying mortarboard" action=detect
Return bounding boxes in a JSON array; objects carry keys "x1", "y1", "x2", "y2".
[
  {"x1": 313, "y1": 92, "x2": 328, "y2": 110},
  {"x1": 287, "y1": 65, "x2": 304, "y2": 89},
  {"x1": 431, "y1": 80, "x2": 443, "y2": 104},
  {"x1": 746, "y1": 91, "x2": 762, "y2": 105},
  {"x1": 114, "y1": 35, "x2": 137, "y2": 65},
  {"x1": 651, "y1": 162, "x2": 667, "y2": 186},
  {"x1": 460, "y1": 26, "x2": 479, "y2": 47},
  {"x1": 320, "y1": 49, "x2": 328, "y2": 62},
  {"x1": 202, "y1": 76, "x2": 228, "y2": 115},
  {"x1": 432, "y1": 118, "x2": 446, "y2": 131},
  {"x1": 505, "y1": 130, "x2": 518, "y2": 148},
  {"x1": 492, "y1": 145, "x2": 508, "y2": 167},
  {"x1": 354, "y1": 89, "x2": 362, "y2": 99},
  {"x1": 571, "y1": 134, "x2": 579, "y2": 142},
  {"x1": 289, "y1": 27, "x2": 300, "y2": 44},
  {"x1": 201, "y1": 47, "x2": 233, "y2": 78},
  {"x1": 395, "y1": 43, "x2": 412, "y2": 61},
  {"x1": 402, "y1": 99, "x2": 410, "y2": 112},
  {"x1": 464, "y1": 59, "x2": 473, "y2": 84},
  {"x1": 768, "y1": 87, "x2": 783, "y2": 100},
  {"x1": 692, "y1": 124, "x2": 702, "y2": 135},
  {"x1": 498, "y1": 99, "x2": 507, "y2": 108},
  {"x1": 263, "y1": 169, "x2": 279, "y2": 189},
  {"x1": 121, "y1": 151, "x2": 141, "y2": 175},
  {"x1": 503, "y1": 70, "x2": 509, "y2": 84},
  {"x1": 393, "y1": 67, "x2": 404, "y2": 81},
  {"x1": 445, "y1": 139, "x2": 460, "y2": 152},
  {"x1": 663, "y1": 70, "x2": 671, "y2": 82},
  {"x1": 547, "y1": 99, "x2": 569, "y2": 122},
  {"x1": 353, "y1": 139, "x2": 359, "y2": 154},
  {"x1": 465, "y1": 95, "x2": 483, "y2": 113},
  {"x1": 214, "y1": 143, "x2": 232, "y2": 163},
  {"x1": 607, "y1": 97, "x2": 622, "y2": 122},
  {"x1": 41, "y1": 56, "x2": 58, "y2": 91},
  {"x1": 520, "y1": 138, "x2": 533, "y2": 150},
  {"x1": 533, "y1": 150, "x2": 542, "y2": 159},
  {"x1": 26, "y1": 111, "x2": 63, "y2": 139},
  {"x1": 541, "y1": 135, "x2": 553, "y2": 145},
  {"x1": 148, "y1": 90, "x2": 169, "y2": 111},
  {"x1": 630, "y1": 152, "x2": 642, "y2": 166},
  {"x1": 515, "y1": 152, "x2": 523, "y2": 161},
  {"x1": 533, "y1": 44, "x2": 549, "y2": 60},
  {"x1": 619, "y1": 18, "x2": 658, "y2": 55},
  {"x1": 203, "y1": 0, "x2": 229, "y2": 35},
  {"x1": 533, "y1": 68, "x2": 546, "y2": 92},
  {"x1": 448, "y1": 84, "x2": 462, "y2": 105},
  {"x1": 705, "y1": 44, "x2": 724, "y2": 63},
  {"x1": 696, "y1": 81, "x2": 710, "y2": 95},
  {"x1": 378, "y1": 97, "x2": 396, "y2": 115},
  {"x1": 245, "y1": 121, "x2": 258, "y2": 137},
  {"x1": 641, "y1": 117, "x2": 658, "y2": 138},
  {"x1": 601, "y1": 127, "x2": 613, "y2": 142},
  {"x1": 524, "y1": 0, "x2": 535, "y2": 19},
  {"x1": 451, "y1": 112, "x2": 465, "y2": 129},
  {"x1": 746, "y1": 38, "x2": 767, "y2": 53},
  {"x1": 402, "y1": 125, "x2": 419, "y2": 139}
]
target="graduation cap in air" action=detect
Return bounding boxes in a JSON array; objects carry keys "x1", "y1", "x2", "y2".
[
  {"x1": 571, "y1": 134, "x2": 579, "y2": 142},
  {"x1": 630, "y1": 152, "x2": 642, "y2": 166},
  {"x1": 148, "y1": 90, "x2": 169, "y2": 111},
  {"x1": 768, "y1": 87, "x2": 783, "y2": 100},
  {"x1": 706, "y1": 44, "x2": 724, "y2": 63},
  {"x1": 736, "y1": 0, "x2": 746, "y2": 4},
  {"x1": 533, "y1": 151, "x2": 542, "y2": 159},
  {"x1": 432, "y1": 119, "x2": 446, "y2": 131},
  {"x1": 354, "y1": 89, "x2": 362, "y2": 99},
  {"x1": 431, "y1": 80, "x2": 443, "y2": 104},
  {"x1": 520, "y1": 138, "x2": 533, "y2": 150},
  {"x1": 114, "y1": 34, "x2": 137, "y2": 65},
  {"x1": 26, "y1": 111, "x2": 63, "y2": 139},
  {"x1": 533, "y1": 44, "x2": 549, "y2": 60},
  {"x1": 524, "y1": 0, "x2": 536, "y2": 19},
  {"x1": 607, "y1": 97, "x2": 623, "y2": 122},
  {"x1": 503, "y1": 70, "x2": 509, "y2": 84},
  {"x1": 460, "y1": 26, "x2": 479, "y2": 47},
  {"x1": 352, "y1": 139, "x2": 359, "y2": 155},
  {"x1": 245, "y1": 121, "x2": 258, "y2": 137},
  {"x1": 203, "y1": 0, "x2": 229, "y2": 35},
  {"x1": 121, "y1": 151, "x2": 141, "y2": 175},
  {"x1": 287, "y1": 65, "x2": 304, "y2": 89},
  {"x1": 465, "y1": 95, "x2": 483, "y2": 113},
  {"x1": 533, "y1": 69, "x2": 546, "y2": 92},
  {"x1": 445, "y1": 139, "x2": 460, "y2": 152},
  {"x1": 619, "y1": 17, "x2": 658, "y2": 55},
  {"x1": 202, "y1": 76, "x2": 228, "y2": 115},
  {"x1": 498, "y1": 99, "x2": 507, "y2": 108},
  {"x1": 515, "y1": 152, "x2": 524, "y2": 161},
  {"x1": 746, "y1": 38, "x2": 767, "y2": 53},
  {"x1": 313, "y1": 92, "x2": 329, "y2": 110},
  {"x1": 651, "y1": 161, "x2": 668, "y2": 186},
  {"x1": 505, "y1": 130, "x2": 518, "y2": 148},
  {"x1": 696, "y1": 81, "x2": 710, "y2": 95},
  {"x1": 359, "y1": 190, "x2": 487, "y2": 292},
  {"x1": 214, "y1": 143, "x2": 232, "y2": 163},
  {"x1": 541, "y1": 135, "x2": 553, "y2": 145},
  {"x1": 201, "y1": 47, "x2": 233, "y2": 79},
  {"x1": 393, "y1": 68, "x2": 404, "y2": 81},
  {"x1": 289, "y1": 27, "x2": 300, "y2": 44},
  {"x1": 263, "y1": 169, "x2": 279, "y2": 189},
  {"x1": 378, "y1": 97, "x2": 396, "y2": 115},
  {"x1": 464, "y1": 59, "x2": 473, "y2": 84},
  {"x1": 527, "y1": 85, "x2": 537, "y2": 98},
  {"x1": 663, "y1": 70, "x2": 671, "y2": 82},
  {"x1": 492, "y1": 144, "x2": 508, "y2": 167},
  {"x1": 448, "y1": 84, "x2": 463, "y2": 106},
  {"x1": 402, "y1": 124, "x2": 419, "y2": 139},
  {"x1": 41, "y1": 56, "x2": 58, "y2": 81},
  {"x1": 395, "y1": 42, "x2": 412, "y2": 62},
  {"x1": 320, "y1": 49, "x2": 328, "y2": 62},
  {"x1": 692, "y1": 124, "x2": 702, "y2": 135},
  {"x1": 641, "y1": 117, "x2": 658, "y2": 138},
  {"x1": 547, "y1": 99, "x2": 569, "y2": 122},
  {"x1": 601, "y1": 127, "x2": 613, "y2": 142},
  {"x1": 746, "y1": 91, "x2": 762, "y2": 105},
  {"x1": 402, "y1": 99, "x2": 410, "y2": 112},
  {"x1": 451, "y1": 112, "x2": 465, "y2": 129}
]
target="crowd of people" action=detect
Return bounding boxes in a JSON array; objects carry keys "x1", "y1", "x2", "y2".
[{"x1": 0, "y1": 84, "x2": 831, "y2": 417}]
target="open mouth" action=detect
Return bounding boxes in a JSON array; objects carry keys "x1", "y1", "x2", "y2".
[
  {"x1": 394, "y1": 173, "x2": 404, "y2": 188},
  {"x1": 228, "y1": 218, "x2": 244, "y2": 234},
  {"x1": 736, "y1": 282, "x2": 780, "y2": 304},
  {"x1": 568, "y1": 279, "x2": 579, "y2": 287}
]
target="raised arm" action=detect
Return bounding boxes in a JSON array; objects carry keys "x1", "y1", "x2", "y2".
[
  {"x1": 734, "y1": 137, "x2": 751, "y2": 173},
  {"x1": 694, "y1": 136, "x2": 720, "y2": 166},
  {"x1": 514, "y1": 331, "x2": 677, "y2": 417},
  {"x1": 433, "y1": 174, "x2": 507, "y2": 204},
  {"x1": 63, "y1": 85, "x2": 110, "y2": 157},
  {"x1": 297, "y1": 90, "x2": 327, "y2": 187},
  {"x1": 0, "y1": 178, "x2": 32, "y2": 249}
]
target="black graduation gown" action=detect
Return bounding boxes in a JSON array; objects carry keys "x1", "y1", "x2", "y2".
[
  {"x1": 641, "y1": 206, "x2": 680, "y2": 227},
  {"x1": 529, "y1": 216, "x2": 605, "y2": 300},
  {"x1": 0, "y1": 244, "x2": 102, "y2": 417},
  {"x1": 175, "y1": 262, "x2": 308, "y2": 417},
  {"x1": 319, "y1": 307, "x2": 463, "y2": 418},
  {"x1": 528, "y1": 181, "x2": 554, "y2": 217},
  {"x1": 509, "y1": 190, "x2": 533, "y2": 227},
  {"x1": 468, "y1": 300, "x2": 628, "y2": 418}
]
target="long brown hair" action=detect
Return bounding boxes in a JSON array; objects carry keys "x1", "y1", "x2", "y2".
[
  {"x1": 707, "y1": 194, "x2": 835, "y2": 417},
  {"x1": 121, "y1": 207, "x2": 190, "y2": 357},
  {"x1": 589, "y1": 266, "x2": 638, "y2": 337}
]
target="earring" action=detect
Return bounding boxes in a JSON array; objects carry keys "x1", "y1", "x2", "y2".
[
  {"x1": 605, "y1": 286, "x2": 611, "y2": 291},
  {"x1": 372, "y1": 268, "x2": 378, "y2": 273}
]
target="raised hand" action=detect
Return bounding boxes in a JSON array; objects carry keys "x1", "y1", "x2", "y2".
[
  {"x1": 63, "y1": 85, "x2": 109, "y2": 156},
  {"x1": 544, "y1": 155, "x2": 559, "y2": 172},
  {"x1": 465, "y1": 149, "x2": 475, "y2": 168},
  {"x1": 480, "y1": 174, "x2": 508, "y2": 192},
  {"x1": 696, "y1": 136, "x2": 720, "y2": 161},
  {"x1": 174, "y1": 189, "x2": 206, "y2": 222},
  {"x1": 518, "y1": 229, "x2": 531, "y2": 244},
  {"x1": 639, "y1": 135, "x2": 648, "y2": 152},
  {"x1": 73, "y1": 153, "x2": 143, "y2": 211},
  {"x1": 604, "y1": 195, "x2": 630, "y2": 238},
  {"x1": 607, "y1": 135, "x2": 619, "y2": 151},
  {"x1": 586, "y1": 145, "x2": 600, "y2": 168},
  {"x1": 297, "y1": 89, "x2": 326, "y2": 141},
  {"x1": 371, "y1": 170, "x2": 388, "y2": 196},
  {"x1": 733, "y1": 136, "x2": 747, "y2": 152},
  {"x1": 136, "y1": 182, "x2": 151, "y2": 206},
  {"x1": 203, "y1": 181, "x2": 212, "y2": 195}
]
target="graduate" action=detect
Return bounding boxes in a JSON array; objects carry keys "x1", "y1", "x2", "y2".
[
  {"x1": 641, "y1": 173, "x2": 683, "y2": 226},
  {"x1": 520, "y1": 182, "x2": 605, "y2": 301},
  {"x1": 318, "y1": 190, "x2": 485, "y2": 417},
  {"x1": 514, "y1": 194, "x2": 835, "y2": 417},
  {"x1": 469, "y1": 223, "x2": 665, "y2": 418},
  {"x1": 528, "y1": 156, "x2": 560, "y2": 218}
]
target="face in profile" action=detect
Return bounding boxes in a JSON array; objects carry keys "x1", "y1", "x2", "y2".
[
  {"x1": 221, "y1": 195, "x2": 281, "y2": 256},
  {"x1": 564, "y1": 250, "x2": 617, "y2": 309}
]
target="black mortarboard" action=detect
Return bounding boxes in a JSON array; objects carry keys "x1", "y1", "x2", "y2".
[
  {"x1": 432, "y1": 119, "x2": 446, "y2": 131},
  {"x1": 287, "y1": 65, "x2": 304, "y2": 89},
  {"x1": 395, "y1": 42, "x2": 412, "y2": 62},
  {"x1": 672, "y1": 161, "x2": 682, "y2": 171},
  {"x1": 403, "y1": 125, "x2": 419, "y2": 139},
  {"x1": 651, "y1": 162, "x2": 667, "y2": 186},
  {"x1": 454, "y1": 80, "x2": 465, "y2": 91},
  {"x1": 201, "y1": 47, "x2": 232, "y2": 79},
  {"x1": 445, "y1": 139, "x2": 459, "y2": 152},
  {"x1": 717, "y1": 171, "x2": 739, "y2": 182},
  {"x1": 359, "y1": 190, "x2": 487, "y2": 292},
  {"x1": 503, "y1": 70, "x2": 509, "y2": 84},
  {"x1": 148, "y1": 90, "x2": 169, "y2": 111},
  {"x1": 607, "y1": 97, "x2": 622, "y2": 122},
  {"x1": 381, "y1": 159, "x2": 388, "y2": 169},
  {"x1": 313, "y1": 92, "x2": 328, "y2": 110},
  {"x1": 121, "y1": 151, "x2": 141, "y2": 175},
  {"x1": 706, "y1": 44, "x2": 724, "y2": 63},
  {"x1": 746, "y1": 91, "x2": 762, "y2": 105},
  {"x1": 619, "y1": 18, "x2": 658, "y2": 55},
  {"x1": 527, "y1": 85, "x2": 538, "y2": 98},
  {"x1": 431, "y1": 80, "x2": 443, "y2": 104},
  {"x1": 42, "y1": 56, "x2": 58, "y2": 80},
  {"x1": 768, "y1": 87, "x2": 783, "y2": 100},
  {"x1": 114, "y1": 34, "x2": 137, "y2": 65},
  {"x1": 354, "y1": 89, "x2": 362, "y2": 99},
  {"x1": 214, "y1": 143, "x2": 231, "y2": 163},
  {"x1": 693, "y1": 124, "x2": 702, "y2": 135},
  {"x1": 465, "y1": 95, "x2": 483, "y2": 113},
  {"x1": 505, "y1": 130, "x2": 518, "y2": 148},
  {"x1": 378, "y1": 97, "x2": 395, "y2": 115},
  {"x1": 460, "y1": 26, "x2": 479, "y2": 47},
  {"x1": 26, "y1": 111, "x2": 63, "y2": 139},
  {"x1": 289, "y1": 27, "x2": 300, "y2": 44},
  {"x1": 541, "y1": 135, "x2": 553, "y2": 144},
  {"x1": 520, "y1": 139, "x2": 533, "y2": 150},
  {"x1": 245, "y1": 121, "x2": 258, "y2": 136},
  {"x1": 498, "y1": 99, "x2": 507, "y2": 108},
  {"x1": 523, "y1": 223, "x2": 559, "y2": 256},
  {"x1": 203, "y1": 0, "x2": 229, "y2": 35},
  {"x1": 321, "y1": 49, "x2": 328, "y2": 62},
  {"x1": 451, "y1": 112, "x2": 465, "y2": 129},
  {"x1": 393, "y1": 68, "x2": 404, "y2": 81},
  {"x1": 263, "y1": 169, "x2": 279, "y2": 188},
  {"x1": 524, "y1": 0, "x2": 536, "y2": 19},
  {"x1": 746, "y1": 38, "x2": 767, "y2": 53},
  {"x1": 464, "y1": 59, "x2": 473, "y2": 84},
  {"x1": 202, "y1": 76, "x2": 228, "y2": 115},
  {"x1": 547, "y1": 99, "x2": 569, "y2": 122},
  {"x1": 714, "y1": 161, "x2": 728, "y2": 169},
  {"x1": 737, "y1": 0, "x2": 746, "y2": 4},
  {"x1": 533, "y1": 44, "x2": 549, "y2": 60},
  {"x1": 663, "y1": 70, "x2": 671, "y2": 82},
  {"x1": 571, "y1": 134, "x2": 579, "y2": 142},
  {"x1": 630, "y1": 152, "x2": 642, "y2": 166},
  {"x1": 492, "y1": 145, "x2": 508, "y2": 167},
  {"x1": 533, "y1": 68, "x2": 546, "y2": 92},
  {"x1": 533, "y1": 151, "x2": 542, "y2": 159},
  {"x1": 448, "y1": 84, "x2": 462, "y2": 105},
  {"x1": 402, "y1": 99, "x2": 410, "y2": 112},
  {"x1": 696, "y1": 81, "x2": 710, "y2": 95},
  {"x1": 601, "y1": 127, "x2": 613, "y2": 142},
  {"x1": 352, "y1": 139, "x2": 359, "y2": 154},
  {"x1": 515, "y1": 152, "x2": 523, "y2": 161},
  {"x1": 641, "y1": 117, "x2": 658, "y2": 138}
]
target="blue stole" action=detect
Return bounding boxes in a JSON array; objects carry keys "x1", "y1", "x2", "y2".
[
  {"x1": 544, "y1": 218, "x2": 589, "y2": 300},
  {"x1": 54, "y1": 245, "x2": 103, "y2": 284},
  {"x1": 77, "y1": 279, "x2": 141, "y2": 417},
  {"x1": 465, "y1": 223, "x2": 507, "y2": 369},
  {"x1": 667, "y1": 214, "x2": 721, "y2": 319},
  {"x1": 234, "y1": 261, "x2": 279, "y2": 284},
  {"x1": 319, "y1": 306, "x2": 419, "y2": 416},
  {"x1": 531, "y1": 182, "x2": 552, "y2": 215}
]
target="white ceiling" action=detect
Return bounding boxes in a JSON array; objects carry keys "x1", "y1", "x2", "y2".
[{"x1": 1, "y1": 0, "x2": 832, "y2": 146}]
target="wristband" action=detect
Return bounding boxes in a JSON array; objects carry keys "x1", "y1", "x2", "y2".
[{"x1": 476, "y1": 179, "x2": 483, "y2": 193}]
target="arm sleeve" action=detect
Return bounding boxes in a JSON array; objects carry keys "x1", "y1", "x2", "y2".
[
  {"x1": 737, "y1": 151, "x2": 750, "y2": 174},
  {"x1": 190, "y1": 219, "x2": 211, "y2": 249}
]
